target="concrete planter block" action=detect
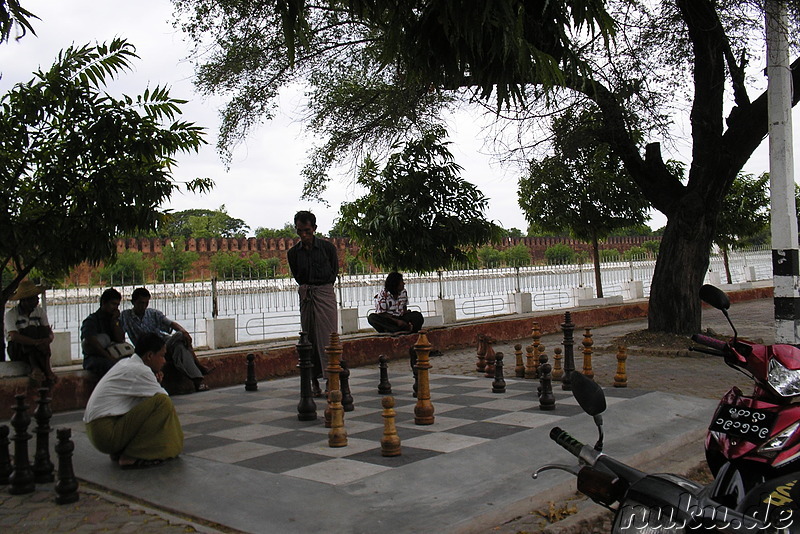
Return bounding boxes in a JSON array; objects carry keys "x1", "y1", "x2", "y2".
[
  {"x1": 623, "y1": 281, "x2": 644, "y2": 300},
  {"x1": 0, "y1": 361, "x2": 28, "y2": 377},
  {"x1": 746, "y1": 266, "x2": 758, "y2": 282},
  {"x1": 578, "y1": 295, "x2": 624, "y2": 307},
  {"x1": 340, "y1": 308, "x2": 360, "y2": 334},
  {"x1": 571, "y1": 286, "x2": 594, "y2": 306},
  {"x1": 206, "y1": 317, "x2": 236, "y2": 349},
  {"x1": 51, "y1": 331, "x2": 73, "y2": 367},
  {"x1": 509, "y1": 292, "x2": 532, "y2": 314},
  {"x1": 424, "y1": 315, "x2": 444, "y2": 328},
  {"x1": 707, "y1": 271, "x2": 722, "y2": 286},
  {"x1": 433, "y1": 299, "x2": 456, "y2": 324}
]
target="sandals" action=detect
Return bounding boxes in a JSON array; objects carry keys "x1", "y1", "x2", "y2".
[{"x1": 120, "y1": 458, "x2": 164, "y2": 470}]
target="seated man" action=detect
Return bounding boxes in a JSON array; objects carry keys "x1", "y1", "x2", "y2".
[
  {"x1": 81, "y1": 288, "x2": 126, "y2": 378},
  {"x1": 120, "y1": 287, "x2": 210, "y2": 393},
  {"x1": 367, "y1": 272, "x2": 424, "y2": 334},
  {"x1": 4, "y1": 279, "x2": 56, "y2": 384},
  {"x1": 83, "y1": 332, "x2": 183, "y2": 469}
]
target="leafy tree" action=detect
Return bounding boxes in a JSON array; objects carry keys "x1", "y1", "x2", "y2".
[
  {"x1": 609, "y1": 224, "x2": 655, "y2": 237},
  {"x1": 642, "y1": 240, "x2": 661, "y2": 256},
  {"x1": 0, "y1": 39, "x2": 209, "y2": 315},
  {"x1": 154, "y1": 239, "x2": 199, "y2": 281},
  {"x1": 338, "y1": 130, "x2": 503, "y2": 272},
  {"x1": 544, "y1": 244, "x2": 576, "y2": 265},
  {"x1": 162, "y1": 206, "x2": 248, "y2": 238},
  {"x1": 255, "y1": 223, "x2": 295, "y2": 240},
  {"x1": 505, "y1": 228, "x2": 525, "y2": 238},
  {"x1": 96, "y1": 250, "x2": 152, "y2": 285},
  {"x1": 477, "y1": 246, "x2": 504, "y2": 269},
  {"x1": 327, "y1": 218, "x2": 350, "y2": 239},
  {"x1": 0, "y1": 0, "x2": 36, "y2": 43},
  {"x1": 623, "y1": 246, "x2": 647, "y2": 261},
  {"x1": 504, "y1": 244, "x2": 531, "y2": 267},
  {"x1": 519, "y1": 106, "x2": 649, "y2": 297},
  {"x1": 342, "y1": 252, "x2": 368, "y2": 275},
  {"x1": 715, "y1": 173, "x2": 770, "y2": 284},
  {"x1": 210, "y1": 251, "x2": 279, "y2": 279},
  {"x1": 599, "y1": 249, "x2": 621, "y2": 261}
]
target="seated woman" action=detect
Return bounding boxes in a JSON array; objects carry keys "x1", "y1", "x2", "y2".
[
  {"x1": 367, "y1": 272, "x2": 424, "y2": 334},
  {"x1": 3, "y1": 280, "x2": 56, "y2": 385},
  {"x1": 83, "y1": 332, "x2": 183, "y2": 470}
]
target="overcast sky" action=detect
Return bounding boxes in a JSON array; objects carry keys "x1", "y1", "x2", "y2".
[{"x1": 1, "y1": 0, "x2": 796, "y2": 235}]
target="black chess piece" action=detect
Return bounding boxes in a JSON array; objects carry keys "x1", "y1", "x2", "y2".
[
  {"x1": 245, "y1": 353, "x2": 258, "y2": 391},
  {"x1": 378, "y1": 354, "x2": 392, "y2": 395},
  {"x1": 492, "y1": 352, "x2": 506, "y2": 393},
  {"x1": 0, "y1": 425, "x2": 11, "y2": 485},
  {"x1": 54, "y1": 428, "x2": 79, "y2": 505},
  {"x1": 33, "y1": 388, "x2": 55, "y2": 483},
  {"x1": 9, "y1": 394, "x2": 35, "y2": 495},
  {"x1": 538, "y1": 361, "x2": 556, "y2": 411},
  {"x1": 296, "y1": 332, "x2": 317, "y2": 421},
  {"x1": 340, "y1": 361, "x2": 354, "y2": 412},
  {"x1": 561, "y1": 311, "x2": 576, "y2": 391}
]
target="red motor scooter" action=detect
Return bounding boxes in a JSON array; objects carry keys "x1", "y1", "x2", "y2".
[{"x1": 692, "y1": 284, "x2": 800, "y2": 508}]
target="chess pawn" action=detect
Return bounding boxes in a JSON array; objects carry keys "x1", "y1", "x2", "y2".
[
  {"x1": 475, "y1": 334, "x2": 487, "y2": 373},
  {"x1": 55, "y1": 428, "x2": 79, "y2": 505},
  {"x1": 413, "y1": 330, "x2": 435, "y2": 425},
  {"x1": 552, "y1": 348, "x2": 564, "y2": 381},
  {"x1": 380, "y1": 396, "x2": 401, "y2": 457},
  {"x1": 327, "y1": 390, "x2": 348, "y2": 448},
  {"x1": 483, "y1": 340, "x2": 496, "y2": 378},
  {"x1": 296, "y1": 332, "x2": 317, "y2": 421},
  {"x1": 492, "y1": 352, "x2": 506, "y2": 393},
  {"x1": 538, "y1": 362, "x2": 556, "y2": 411},
  {"x1": 524, "y1": 345, "x2": 536, "y2": 379},
  {"x1": 245, "y1": 353, "x2": 258, "y2": 391},
  {"x1": 614, "y1": 346, "x2": 628, "y2": 388},
  {"x1": 33, "y1": 387, "x2": 55, "y2": 483},
  {"x1": 0, "y1": 425, "x2": 11, "y2": 485},
  {"x1": 582, "y1": 328, "x2": 594, "y2": 380},
  {"x1": 514, "y1": 343, "x2": 525, "y2": 378},
  {"x1": 9, "y1": 393, "x2": 35, "y2": 495},
  {"x1": 340, "y1": 361, "x2": 354, "y2": 412},
  {"x1": 378, "y1": 354, "x2": 392, "y2": 395}
]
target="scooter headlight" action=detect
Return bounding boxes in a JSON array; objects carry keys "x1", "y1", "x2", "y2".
[
  {"x1": 768, "y1": 358, "x2": 800, "y2": 397},
  {"x1": 758, "y1": 421, "x2": 800, "y2": 453}
]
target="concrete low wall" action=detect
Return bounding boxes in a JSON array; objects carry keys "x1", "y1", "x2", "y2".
[{"x1": 0, "y1": 285, "x2": 772, "y2": 420}]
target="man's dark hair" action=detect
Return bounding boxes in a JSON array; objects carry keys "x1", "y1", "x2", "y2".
[
  {"x1": 294, "y1": 210, "x2": 316, "y2": 227},
  {"x1": 134, "y1": 332, "x2": 165, "y2": 358},
  {"x1": 100, "y1": 287, "x2": 122, "y2": 305},
  {"x1": 131, "y1": 287, "x2": 151, "y2": 303},
  {"x1": 384, "y1": 272, "x2": 404, "y2": 297}
]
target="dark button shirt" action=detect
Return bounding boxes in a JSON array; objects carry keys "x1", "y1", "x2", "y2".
[{"x1": 287, "y1": 237, "x2": 339, "y2": 285}]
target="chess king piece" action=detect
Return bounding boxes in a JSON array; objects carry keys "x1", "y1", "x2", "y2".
[
  {"x1": 561, "y1": 311, "x2": 576, "y2": 391},
  {"x1": 552, "y1": 347, "x2": 564, "y2": 381},
  {"x1": 0, "y1": 425, "x2": 11, "y2": 485},
  {"x1": 377, "y1": 354, "x2": 392, "y2": 395},
  {"x1": 324, "y1": 332, "x2": 344, "y2": 428},
  {"x1": 582, "y1": 328, "x2": 594, "y2": 380},
  {"x1": 483, "y1": 338, "x2": 496, "y2": 378},
  {"x1": 380, "y1": 396, "x2": 401, "y2": 457},
  {"x1": 296, "y1": 332, "x2": 317, "y2": 421},
  {"x1": 475, "y1": 334, "x2": 487, "y2": 373},
  {"x1": 327, "y1": 390, "x2": 348, "y2": 448},
  {"x1": 492, "y1": 352, "x2": 506, "y2": 393},
  {"x1": 514, "y1": 343, "x2": 525, "y2": 378},
  {"x1": 413, "y1": 330, "x2": 435, "y2": 425},
  {"x1": 33, "y1": 387, "x2": 55, "y2": 483},
  {"x1": 245, "y1": 353, "x2": 258, "y2": 391},
  {"x1": 340, "y1": 361, "x2": 354, "y2": 412},
  {"x1": 614, "y1": 345, "x2": 628, "y2": 388},
  {"x1": 9, "y1": 393, "x2": 35, "y2": 495},
  {"x1": 55, "y1": 428, "x2": 79, "y2": 505}
]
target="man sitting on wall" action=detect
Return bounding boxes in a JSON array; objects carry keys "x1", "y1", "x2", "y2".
[
  {"x1": 120, "y1": 287, "x2": 211, "y2": 393},
  {"x1": 81, "y1": 288, "x2": 126, "y2": 378}
]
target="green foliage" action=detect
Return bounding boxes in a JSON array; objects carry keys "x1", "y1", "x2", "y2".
[
  {"x1": 504, "y1": 227, "x2": 525, "y2": 238},
  {"x1": 255, "y1": 223, "x2": 295, "y2": 240},
  {"x1": 210, "y1": 251, "x2": 280, "y2": 279},
  {"x1": 163, "y1": 206, "x2": 248, "y2": 239},
  {"x1": 342, "y1": 252, "x2": 368, "y2": 275},
  {"x1": 623, "y1": 246, "x2": 647, "y2": 260},
  {"x1": 609, "y1": 225, "x2": 656, "y2": 237},
  {"x1": 599, "y1": 249, "x2": 621, "y2": 261},
  {"x1": 715, "y1": 173, "x2": 770, "y2": 250},
  {"x1": 338, "y1": 130, "x2": 503, "y2": 272},
  {"x1": 477, "y1": 246, "x2": 504, "y2": 269},
  {"x1": 642, "y1": 240, "x2": 661, "y2": 255},
  {"x1": 0, "y1": 39, "x2": 209, "y2": 304},
  {"x1": 504, "y1": 244, "x2": 531, "y2": 267},
  {"x1": 96, "y1": 250, "x2": 151, "y2": 285},
  {"x1": 0, "y1": 0, "x2": 37, "y2": 43},
  {"x1": 154, "y1": 239, "x2": 199, "y2": 281},
  {"x1": 544, "y1": 244, "x2": 576, "y2": 265}
]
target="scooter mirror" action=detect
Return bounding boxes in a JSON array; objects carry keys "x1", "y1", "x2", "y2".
[
  {"x1": 699, "y1": 284, "x2": 730, "y2": 311},
  {"x1": 570, "y1": 371, "x2": 606, "y2": 416}
]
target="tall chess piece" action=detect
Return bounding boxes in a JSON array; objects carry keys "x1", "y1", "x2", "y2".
[
  {"x1": 245, "y1": 353, "x2": 258, "y2": 391},
  {"x1": 324, "y1": 332, "x2": 344, "y2": 428},
  {"x1": 33, "y1": 387, "x2": 55, "y2": 483},
  {"x1": 475, "y1": 334, "x2": 487, "y2": 373},
  {"x1": 492, "y1": 352, "x2": 506, "y2": 393},
  {"x1": 327, "y1": 390, "x2": 348, "y2": 448},
  {"x1": 483, "y1": 338, "x2": 496, "y2": 378},
  {"x1": 582, "y1": 328, "x2": 594, "y2": 380},
  {"x1": 614, "y1": 345, "x2": 628, "y2": 388},
  {"x1": 0, "y1": 425, "x2": 11, "y2": 485},
  {"x1": 380, "y1": 396, "x2": 401, "y2": 457},
  {"x1": 514, "y1": 343, "x2": 525, "y2": 378},
  {"x1": 538, "y1": 350, "x2": 556, "y2": 411},
  {"x1": 9, "y1": 394, "x2": 35, "y2": 494},
  {"x1": 413, "y1": 331, "x2": 435, "y2": 425},
  {"x1": 530, "y1": 322, "x2": 542, "y2": 378},
  {"x1": 377, "y1": 355, "x2": 392, "y2": 395},
  {"x1": 296, "y1": 332, "x2": 317, "y2": 421},
  {"x1": 55, "y1": 428, "x2": 79, "y2": 505},
  {"x1": 340, "y1": 361, "x2": 354, "y2": 412},
  {"x1": 561, "y1": 312, "x2": 576, "y2": 391}
]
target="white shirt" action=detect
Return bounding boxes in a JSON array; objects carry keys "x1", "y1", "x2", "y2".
[
  {"x1": 83, "y1": 354, "x2": 168, "y2": 423},
  {"x1": 4, "y1": 304, "x2": 49, "y2": 341}
]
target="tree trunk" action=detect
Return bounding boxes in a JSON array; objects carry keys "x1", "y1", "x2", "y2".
[
  {"x1": 723, "y1": 247, "x2": 732, "y2": 284},
  {"x1": 591, "y1": 235, "x2": 603, "y2": 298}
]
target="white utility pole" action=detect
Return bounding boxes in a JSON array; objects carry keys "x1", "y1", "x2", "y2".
[{"x1": 766, "y1": 0, "x2": 799, "y2": 343}]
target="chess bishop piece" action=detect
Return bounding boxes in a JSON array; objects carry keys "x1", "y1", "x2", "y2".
[{"x1": 33, "y1": 387, "x2": 55, "y2": 483}]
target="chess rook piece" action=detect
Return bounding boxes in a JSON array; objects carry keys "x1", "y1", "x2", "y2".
[
  {"x1": 245, "y1": 353, "x2": 258, "y2": 391},
  {"x1": 538, "y1": 361, "x2": 556, "y2": 411},
  {"x1": 614, "y1": 345, "x2": 628, "y2": 388},
  {"x1": 483, "y1": 338, "x2": 496, "y2": 378},
  {"x1": 296, "y1": 332, "x2": 317, "y2": 421},
  {"x1": 492, "y1": 352, "x2": 506, "y2": 393},
  {"x1": 582, "y1": 328, "x2": 594, "y2": 380},
  {"x1": 324, "y1": 332, "x2": 344, "y2": 428},
  {"x1": 327, "y1": 390, "x2": 348, "y2": 448},
  {"x1": 413, "y1": 330, "x2": 435, "y2": 425},
  {"x1": 340, "y1": 361, "x2": 354, "y2": 412},
  {"x1": 33, "y1": 388, "x2": 55, "y2": 483},
  {"x1": 378, "y1": 354, "x2": 393, "y2": 395},
  {"x1": 561, "y1": 312, "x2": 576, "y2": 391},
  {"x1": 0, "y1": 425, "x2": 11, "y2": 485},
  {"x1": 9, "y1": 394, "x2": 35, "y2": 495},
  {"x1": 475, "y1": 334, "x2": 487, "y2": 373},
  {"x1": 514, "y1": 343, "x2": 525, "y2": 378},
  {"x1": 54, "y1": 428, "x2": 79, "y2": 505},
  {"x1": 524, "y1": 345, "x2": 536, "y2": 379},
  {"x1": 552, "y1": 347, "x2": 564, "y2": 381},
  {"x1": 380, "y1": 396, "x2": 401, "y2": 457}
]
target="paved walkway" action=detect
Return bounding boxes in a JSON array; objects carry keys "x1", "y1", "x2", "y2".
[{"x1": 0, "y1": 297, "x2": 775, "y2": 533}]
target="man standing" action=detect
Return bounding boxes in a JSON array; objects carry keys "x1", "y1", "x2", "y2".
[
  {"x1": 81, "y1": 288, "x2": 126, "y2": 378},
  {"x1": 287, "y1": 211, "x2": 339, "y2": 396},
  {"x1": 120, "y1": 287, "x2": 210, "y2": 393}
]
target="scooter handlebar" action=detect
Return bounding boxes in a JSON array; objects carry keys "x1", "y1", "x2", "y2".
[
  {"x1": 691, "y1": 334, "x2": 727, "y2": 352},
  {"x1": 549, "y1": 427, "x2": 585, "y2": 458}
]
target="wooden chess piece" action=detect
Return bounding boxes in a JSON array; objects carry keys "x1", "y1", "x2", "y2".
[
  {"x1": 33, "y1": 388, "x2": 55, "y2": 483},
  {"x1": 582, "y1": 328, "x2": 594, "y2": 380},
  {"x1": 340, "y1": 361, "x2": 354, "y2": 412},
  {"x1": 413, "y1": 330, "x2": 435, "y2": 425},
  {"x1": 475, "y1": 334, "x2": 487, "y2": 373},
  {"x1": 552, "y1": 347, "x2": 564, "y2": 381},
  {"x1": 327, "y1": 390, "x2": 348, "y2": 448},
  {"x1": 531, "y1": 321, "x2": 542, "y2": 377},
  {"x1": 54, "y1": 428, "x2": 79, "y2": 504},
  {"x1": 9, "y1": 393, "x2": 35, "y2": 495},
  {"x1": 380, "y1": 396, "x2": 401, "y2": 457},
  {"x1": 324, "y1": 332, "x2": 344, "y2": 428},
  {"x1": 0, "y1": 425, "x2": 11, "y2": 485},
  {"x1": 514, "y1": 343, "x2": 525, "y2": 378},
  {"x1": 492, "y1": 352, "x2": 506, "y2": 393},
  {"x1": 614, "y1": 345, "x2": 628, "y2": 388},
  {"x1": 245, "y1": 353, "x2": 258, "y2": 391},
  {"x1": 561, "y1": 312, "x2": 576, "y2": 391},
  {"x1": 538, "y1": 359, "x2": 556, "y2": 411},
  {"x1": 483, "y1": 338, "x2": 496, "y2": 378},
  {"x1": 524, "y1": 345, "x2": 536, "y2": 379},
  {"x1": 378, "y1": 354, "x2": 392, "y2": 395},
  {"x1": 296, "y1": 332, "x2": 317, "y2": 421}
]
